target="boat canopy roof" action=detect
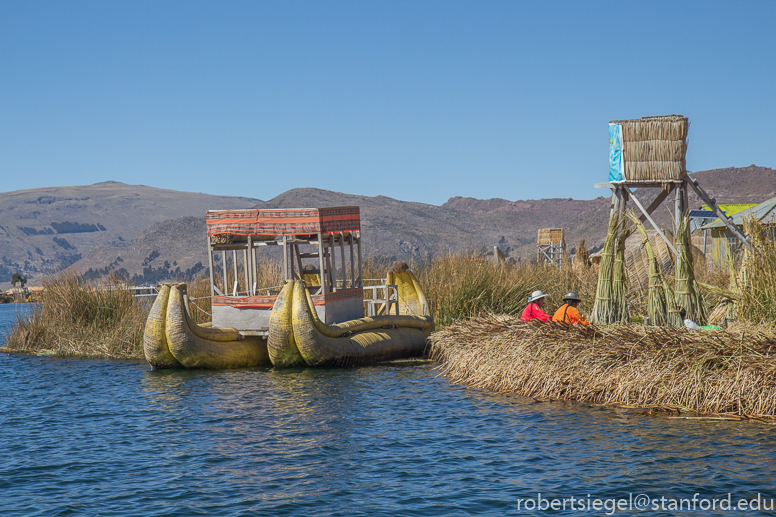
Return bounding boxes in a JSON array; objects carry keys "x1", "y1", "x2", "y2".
[{"x1": 206, "y1": 206, "x2": 360, "y2": 237}]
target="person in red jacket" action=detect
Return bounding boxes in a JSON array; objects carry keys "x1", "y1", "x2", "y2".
[
  {"x1": 552, "y1": 292, "x2": 590, "y2": 325},
  {"x1": 521, "y1": 290, "x2": 552, "y2": 322}
]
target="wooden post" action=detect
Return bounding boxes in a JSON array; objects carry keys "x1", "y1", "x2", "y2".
[
  {"x1": 686, "y1": 174, "x2": 754, "y2": 253},
  {"x1": 637, "y1": 185, "x2": 675, "y2": 224},
  {"x1": 221, "y1": 250, "x2": 227, "y2": 296},
  {"x1": 357, "y1": 232, "x2": 363, "y2": 288},
  {"x1": 288, "y1": 241, "x2": 296, "y2": 281},
  {"x1": 243, "y1": 247, "x2": 249, "y2": 296},
  {"x1": 253, "y1": 240, "x2": 258, "y2": 294},
  {"x1": 282, "y1": 236, "x2": 288, "y2": 281},
  {"x1": 682, "y1": 178, "x2": 691, "y2": 246},
  {"x1": 295, "y1": 243, "x2": 304, "y2": 281},
  {"x1": 317, "y1": 232, "x2": 327, "y2": 294},
  {"x1": 626, "y1": 187, "x2": 679, "y2": 256},
  {"x1": 246, "y1": 235, "x2": 253, "y2": 295},
  {"x1": 349, "y1": 233, "x2": 355, "y2": 289},
  {"x1": 339, "y1": 232, "x2": 346, "y2": 289},
  {"x1": 610, "y1": 185, "x2": 620, "y2": 218},
  {"x1": 232, "y1": 250, "x2": 238, "y2": 295},
  {"x1": 207, "y1": 236, "x2": 215, "y2": 297},
  {"x1": 328, "y1": 234, "x2": 336, "y2": 291},
  {"x1": 675, "y1": 182, "x2": 684, "y2": 271}
]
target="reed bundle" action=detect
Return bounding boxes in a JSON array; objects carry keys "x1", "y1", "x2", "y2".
[
  {"x1": 611, "y1": 114, "x2": 688, "y2": 181},
  {"x1": 628, "y1": 212, "x2": 668, "y2": 325},
  {"x1": 591, "y1": 215, "x2": 631, "y2": 324},
  {"x1": 611, "y1": 227, "x2": 630, "y2": 323},
  {"x1": 591, "y1": 216, "x2": 618, "y2": 323},
  {"x1": 430, "y1": 315, "x2": 776, "y2": 420},
  {"x1": 675, "y1": 216, "x2": 708, "y2": 325}
]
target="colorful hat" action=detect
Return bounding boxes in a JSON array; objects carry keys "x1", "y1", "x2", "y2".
[{"x1": 528, "y1": 290, "x2": 548, "y2": 302}]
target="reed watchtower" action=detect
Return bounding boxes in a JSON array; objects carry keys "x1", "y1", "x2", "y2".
[
  {"x1": 596, "y1": 115, "x2": 752, "y2": 268},
  {"x1": 536, "y1": 228, "x2": 566, "y2": 265}
]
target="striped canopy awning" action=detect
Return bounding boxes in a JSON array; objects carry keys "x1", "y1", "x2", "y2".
[{"x1": 206, "y1": 206, "x2": 360, "y2": 237}]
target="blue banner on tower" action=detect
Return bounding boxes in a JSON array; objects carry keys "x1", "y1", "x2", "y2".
[{"x1": 609, "y1": 123, "x2": 624, "y2": 182}]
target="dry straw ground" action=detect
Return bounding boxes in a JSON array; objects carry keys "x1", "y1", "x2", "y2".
[{"x1": 430, "y1": 315, "x2": 776, "y2": 420}]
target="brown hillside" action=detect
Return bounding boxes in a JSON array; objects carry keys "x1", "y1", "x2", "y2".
[
  {"x1": 0, "y1": 182, "x2": 260, "y2": 288},
  {"x1": 47, "y1": 165, "x2": 776, "y2": 284}
]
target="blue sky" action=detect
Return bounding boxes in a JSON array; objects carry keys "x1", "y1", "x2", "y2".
[{"x1": 1, "y1": 1, "x2": 774, "y2": 205}]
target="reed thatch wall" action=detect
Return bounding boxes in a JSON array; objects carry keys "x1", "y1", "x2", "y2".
[
  {"x1": 591, "y1": 229, "x2": 675, "y2": 291},
  {"x1": 430, "y1": 315, "x2": 776, "y2": 420},
  {"x1": 611, "y1": 114, "x2": 689, "y2": 181},
  {"x1": 537, "y1": 228, "x2": 565, "y2": 246}
]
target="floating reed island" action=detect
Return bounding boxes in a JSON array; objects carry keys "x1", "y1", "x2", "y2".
[{"x1": 429, "y1": 316, "x2": 776, "y2": 421}]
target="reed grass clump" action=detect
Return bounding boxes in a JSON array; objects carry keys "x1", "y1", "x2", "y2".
[
  {"x1": 573, "y1": 237, "x2": 590, "y2": 272},
  {"x1": 2, "y1": 272, "x2": 149, "y2": 358},
  {"x1": 430, "y1": 315, "x2": 776, "y2": 419},
  {"x1": 415, "y1": 252, "x2": 596, "y2": 327},
  {"x1": 736, "y1": 218, "x2": 776, "y2": 325}
]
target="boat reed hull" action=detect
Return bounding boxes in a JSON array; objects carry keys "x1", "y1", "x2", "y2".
[
  {"x1": 267, "y1": 281, "x2": 433, "y2": 367},
  {"x1": 144, "y1": 285, "x2": 270, "y2": 369},
  {"x1": 144, "y1": 280, "x2": 433, "y2": 370}
]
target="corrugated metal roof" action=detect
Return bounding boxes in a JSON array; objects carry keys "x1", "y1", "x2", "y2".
[
  {"x1": 700, "y1": 203, "x2": 757, "y2": 216},
  {"x1": 701, "y1": 197, "x2": 776, "y2": 229},
  {"x1": 689, "y1": 210, "x2": 717, "y2": 218}
]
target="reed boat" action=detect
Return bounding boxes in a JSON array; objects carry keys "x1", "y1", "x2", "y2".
[{"x1": 143, "y1": 206, "x2": 434, "y2": 369}]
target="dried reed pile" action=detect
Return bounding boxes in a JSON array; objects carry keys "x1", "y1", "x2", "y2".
[
  {"x1": 430, "y1": 315, "x2": 776, "y2": 420},
  {"x1": 612, "y1": 114, "x2": 688, "y2": 181}
]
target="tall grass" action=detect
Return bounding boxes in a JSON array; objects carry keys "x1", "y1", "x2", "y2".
[
  {"x1": 737, "y1": 219, "x2": 776, "y2": 325},
  {"x1": 2, "y1": 272, "x2": 149, "y2": 358},
  {"x1": 414, "y1": 252, "x2": 597, "y2": 327}
]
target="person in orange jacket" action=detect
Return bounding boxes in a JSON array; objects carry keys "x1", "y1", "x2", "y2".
[{"x1": 552, "y1": 292, "x2": 590, "y2": 325}]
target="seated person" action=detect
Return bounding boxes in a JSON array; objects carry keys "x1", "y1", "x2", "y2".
[
  {"x1": 552, "y1": 292, "x2": 590, "y2": 325},
  {"x1": 521, "y1": 290, "x2": 551, "y2": 322}
]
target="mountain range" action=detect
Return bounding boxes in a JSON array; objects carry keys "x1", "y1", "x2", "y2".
[{"x1": 1, "y1": 166, "x2": 773, "y2": 288}]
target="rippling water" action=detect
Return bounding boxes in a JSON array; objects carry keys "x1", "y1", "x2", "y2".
[{"x1": 2, "y1": 303, "x2": 776, "y2": 516}]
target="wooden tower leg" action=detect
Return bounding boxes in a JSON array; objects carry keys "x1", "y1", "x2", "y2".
[{"x1": 675, "y1": 180, "x2": 685, "y2": 271}]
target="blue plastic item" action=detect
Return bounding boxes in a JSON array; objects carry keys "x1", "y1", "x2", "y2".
[{"x1": 609, "y1": 123, "x2": 624, "y2": 182}]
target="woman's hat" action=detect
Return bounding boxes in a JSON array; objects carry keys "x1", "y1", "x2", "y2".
[
  {"x1": 528, "y1": 290, "x2": 548, "y2": 302},
  {"x1": 563, "y1": 292, "x2": 581, "y2": 301}
]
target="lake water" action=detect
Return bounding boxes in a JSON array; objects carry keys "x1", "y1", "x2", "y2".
[{"x1": 2, "y1": 302, "x2": 776, "y2": 516}]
